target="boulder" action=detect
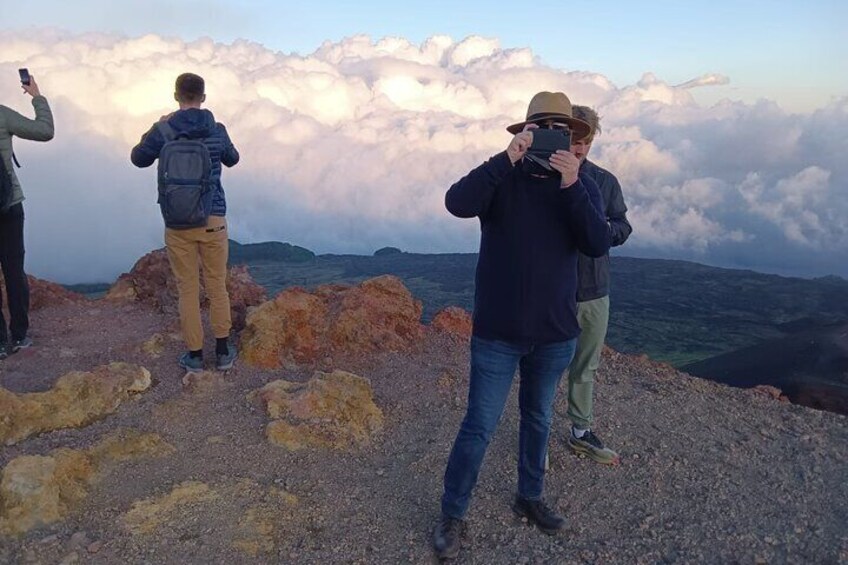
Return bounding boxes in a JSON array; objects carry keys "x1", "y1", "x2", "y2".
[
  {"x1": 241, "y1": 275, "x2": 423, "y2": 368},
  {"x1": 0, "y1": 363, "x2": 151, "y2": 445},
  {"x1": 251, "y1": 370, "x2": 383, "y2": 450},
  {"x1": 0, "y1": 273, "x2": 84, "y2": 311},
  {"x1": 106, "y1": 248, "x2": 266, "y2": 332},
  {"x1": 430, "y1": 306, "x2": 472, "y2": 339}
]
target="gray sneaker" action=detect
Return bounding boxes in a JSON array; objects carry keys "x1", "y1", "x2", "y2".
[
  {"x1": 0, "y1": 344, "x2": 8, "y2": 360},
  {"x1": 11, "y1": 336, "x2": 32, "y2": 353},
  {"x1": 567, "y1": 429, "x2": 620, "y2": 465},
  {"x1": 216, "y1": 345, "x2": 238, "y2": 371},
  {"x1": 178, "y1": 352, "x2": 204, "y2": 373}
]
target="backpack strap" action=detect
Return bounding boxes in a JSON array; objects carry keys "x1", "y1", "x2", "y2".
[{"x1": 156, "y1": 121, "x2": 178, "y2": 142}]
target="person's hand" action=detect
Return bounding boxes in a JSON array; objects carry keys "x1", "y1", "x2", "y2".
[
  {"x1": 21, "y1": 76, "x2": 41, "y2": 97},
  {"x1": 550, "y1": 149, "x2": 580, "y2": 188},
  {"x1": 506, "y1": 123, "x2": 538, "y2": 164}
]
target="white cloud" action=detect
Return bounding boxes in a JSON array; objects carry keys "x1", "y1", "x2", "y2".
[{"x1": 1, "y1": 30, "x2": 846, "y2": 282}]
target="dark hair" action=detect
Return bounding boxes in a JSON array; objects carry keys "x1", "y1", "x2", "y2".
[{"x1": 175, "y1": 73, "x2": 205, "y2": 103}]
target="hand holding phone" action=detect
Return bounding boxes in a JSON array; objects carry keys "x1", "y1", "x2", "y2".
[{"x1": 17, "y1": 69, "x2": 40, "y2": 97}]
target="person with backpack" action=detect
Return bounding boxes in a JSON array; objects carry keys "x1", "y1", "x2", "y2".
[
  {"x1": 0, "y1": 73, "x2": 54, "y2": 360},
  {"x1": 131, "y1": 72, "x2": 240, "y2": 372}
]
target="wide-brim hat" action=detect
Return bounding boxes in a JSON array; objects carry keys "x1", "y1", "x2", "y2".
[{"x1": 506, "y1": 91, "x2": 591, "y2": 140}]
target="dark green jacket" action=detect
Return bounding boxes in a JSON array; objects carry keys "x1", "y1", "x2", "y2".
[{"x1": 0, "y1": 96, "x2": 55, "y2": 207}]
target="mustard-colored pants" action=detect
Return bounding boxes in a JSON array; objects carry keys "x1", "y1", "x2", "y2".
[{"x1": 164, "y1": 215, "x2": 231, "y2": 351}]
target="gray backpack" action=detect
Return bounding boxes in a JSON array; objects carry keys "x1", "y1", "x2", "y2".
[{"x1": 156, "y1": 122, "x2": 212, "y2": 229}]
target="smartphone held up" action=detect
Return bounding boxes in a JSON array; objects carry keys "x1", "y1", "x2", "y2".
[{"x1": 18, "y1": 68, "x2": 31, "y2": 86}]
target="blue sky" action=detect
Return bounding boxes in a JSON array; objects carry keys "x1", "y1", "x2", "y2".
[
  {"x1": 5, "y1": 0, "x2": 846, "y2": 113},
  {"x1": 2, "y1": 2, "x2": 847, "y2": 281}
]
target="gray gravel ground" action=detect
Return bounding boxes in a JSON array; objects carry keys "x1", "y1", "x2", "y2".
[{"x1": 1, "y1": 301, "x2": 846, "y2": 564}]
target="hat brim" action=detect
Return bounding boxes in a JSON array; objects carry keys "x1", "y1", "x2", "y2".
[{"x1": 506, "y1": 114, "x2": 592, "y2": 140}]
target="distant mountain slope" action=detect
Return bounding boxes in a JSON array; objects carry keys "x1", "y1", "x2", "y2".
[
  {"x1": 228, "y1": 239, "x2": 314, "y2": 264},
  {"x1": 682, "y1": 321, "x2": 848, "y2": 414},
  {"x1": 236, "y1": 248, "x2": 848, "y2": 366}
]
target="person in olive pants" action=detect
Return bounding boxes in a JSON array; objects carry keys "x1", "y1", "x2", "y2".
[{"x1": 562, "y1": 105, "x2": 632, "y2": 465}]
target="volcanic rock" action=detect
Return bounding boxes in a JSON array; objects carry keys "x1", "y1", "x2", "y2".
[
  {"x1": 251, "y1": 370, "x2": 383, "y2": 450},
  {"x1": 240, "y1": 275, "x2": 423, "y2": 368},
  {"x1": 0, "y1": 431, "x2": 173, "y2": 536},
  {"x1": 430, "y1": 306, "x2": 472, "y2": 339},
  {"x1": 0, "y1": 273, "x2": 84, "y2": 312},
  {"x1": 105, "y1": 249, "x2": 266, "y2": 332},
  {"x1": 0, "y1": 363, "x2": 151, "y2": 445}
]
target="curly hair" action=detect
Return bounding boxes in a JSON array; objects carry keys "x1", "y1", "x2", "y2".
[{"x1": 572, "y1": 105, "x2": 601, "y2": 139}]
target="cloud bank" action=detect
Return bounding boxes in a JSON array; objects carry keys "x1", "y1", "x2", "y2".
[{"x1": 1, "y1": 31, "x2": 846, "y2": 282}]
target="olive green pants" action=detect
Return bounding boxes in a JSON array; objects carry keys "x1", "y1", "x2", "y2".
[
  {"x1": 565, "y1": 296, "x2": 610, "y2": 429},
  {"x1": 164, "y1": 215, "x2": 231, "y2": 351}
]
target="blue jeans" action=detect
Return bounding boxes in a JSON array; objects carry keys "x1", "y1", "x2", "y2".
[{"x1": 441, "y1": 335, "x2": 577, "y2": 519}]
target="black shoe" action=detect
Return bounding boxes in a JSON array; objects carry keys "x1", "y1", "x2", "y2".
[
  {"x1": 432, "y1": 515, "x2": 463, "y2": 560},
  {"x1": 11, "y1": 336, "x2": 32, "y2": 353},
  {"x1": 512, "y1": 496, "x2": 565, "y2": 535}
]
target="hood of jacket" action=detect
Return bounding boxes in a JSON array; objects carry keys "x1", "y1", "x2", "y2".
[{"x1": 167, "y1": 108, "x2": 217, "y2": 139}]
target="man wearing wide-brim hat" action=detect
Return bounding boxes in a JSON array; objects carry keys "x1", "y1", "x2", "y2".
[{"x1": 433, "y1": 91, "x2": 611, "y2": 559}]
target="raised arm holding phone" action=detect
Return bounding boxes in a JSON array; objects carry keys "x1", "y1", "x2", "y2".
[{"x1": 0, "y1": 69, "x2": 54, "y2": 359}]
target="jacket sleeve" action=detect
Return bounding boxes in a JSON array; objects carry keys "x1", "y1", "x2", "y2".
[
  {"x1": 561, "y1": 174, "x2": 612, "y2": 258},
  {"x1": 3, "y1": 96, "x2": 54, "y2": 141},
  {"x1": 131, "y1": 124, "x2": 164, "y2": 168},
  {"x1": 605, "y1": 174, "x2": 632, "y2": 247},
  {"x1": 445, "y1": 151, "x2": 512, "y2": 219},
  {"x1": 218, "y1": 124, "x2": 239, "y2": 167}
]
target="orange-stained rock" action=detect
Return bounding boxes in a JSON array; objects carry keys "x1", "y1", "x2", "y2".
[
  {"x1": 227, "y1": 265, "x2": 269, "y2": 333},
  {"x1": 430, "y1": 306, "x2": 472, "y2": 339},
  {"x1": 105, "y1": 248, "x2": 266, "y2": 332},
  {"x1": 752, "y1": 385, "x2": 790, "y2": 403},
  {"x1": 0, "y1": 431, "x2": 173, "y2": 536},
  {"x1": 240, "y1": 275, "x2": 423, "y2": 368},
  {"x1": 0, "y1": 363, "x2": 151, "y2": 445},
  {"x1": 0, "y1": 273, "x2": 84, "y2": 311},
  {"x1": 250, "y1": 370, "x2": 383, "y2": 450}
]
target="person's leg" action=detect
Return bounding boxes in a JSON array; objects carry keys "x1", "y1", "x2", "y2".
[
  {"x1": 565, "y1": 296, "x2": 619, "y2": 464},
  {"x1": 164, "y1": 227, "x2": 203, "y2": 353},
  {"x1": 0, "y1": 204, "x2": 29, "y2": 345},
  {"x1": 517, "y1": 339, "x2": 576, "y2": 501},
  {"x1": 441, "y1": 336, "x2": 524, "y2": 519},
  {"x1": 566, "y1": 296, "x2": 610, "y2": 429},
  {"x1": 0, "y1": 206, "x2": 12, "y2": 348},
  {"x1": 197, "y1": 216, "x2": 231, "y2": 340}
]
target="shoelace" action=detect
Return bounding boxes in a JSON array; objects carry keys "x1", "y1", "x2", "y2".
[{"x1": 581, "y1": 430, "x2": 605, "y2": 450}]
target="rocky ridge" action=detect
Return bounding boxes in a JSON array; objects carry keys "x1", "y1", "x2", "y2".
[{"x1": 0, "y1": 256, "x2": 844, "y2": 564}]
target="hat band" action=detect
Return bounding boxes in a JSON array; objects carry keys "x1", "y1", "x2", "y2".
[{"x1": 527, "y1": 112, "x2": 570, "y2": 122}]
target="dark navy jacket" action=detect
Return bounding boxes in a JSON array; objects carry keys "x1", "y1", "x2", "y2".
[
  {"x1": 576, "y1": 159, "x2": 632, "y2": 302},
  {"x1": 446, "y1": 151, "x2": 611, "y2": 344},
  {"x1": 131, "y1": 108, "x2": 239, "y2": 216}
]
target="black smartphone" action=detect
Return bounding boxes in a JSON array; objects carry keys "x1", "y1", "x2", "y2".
[
  {"x1": 18, "y1": 68, "x2": 31, "y2": 86},
  {"x1": 528, "y1": 128, "x2": 571, "y2": 158}
]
